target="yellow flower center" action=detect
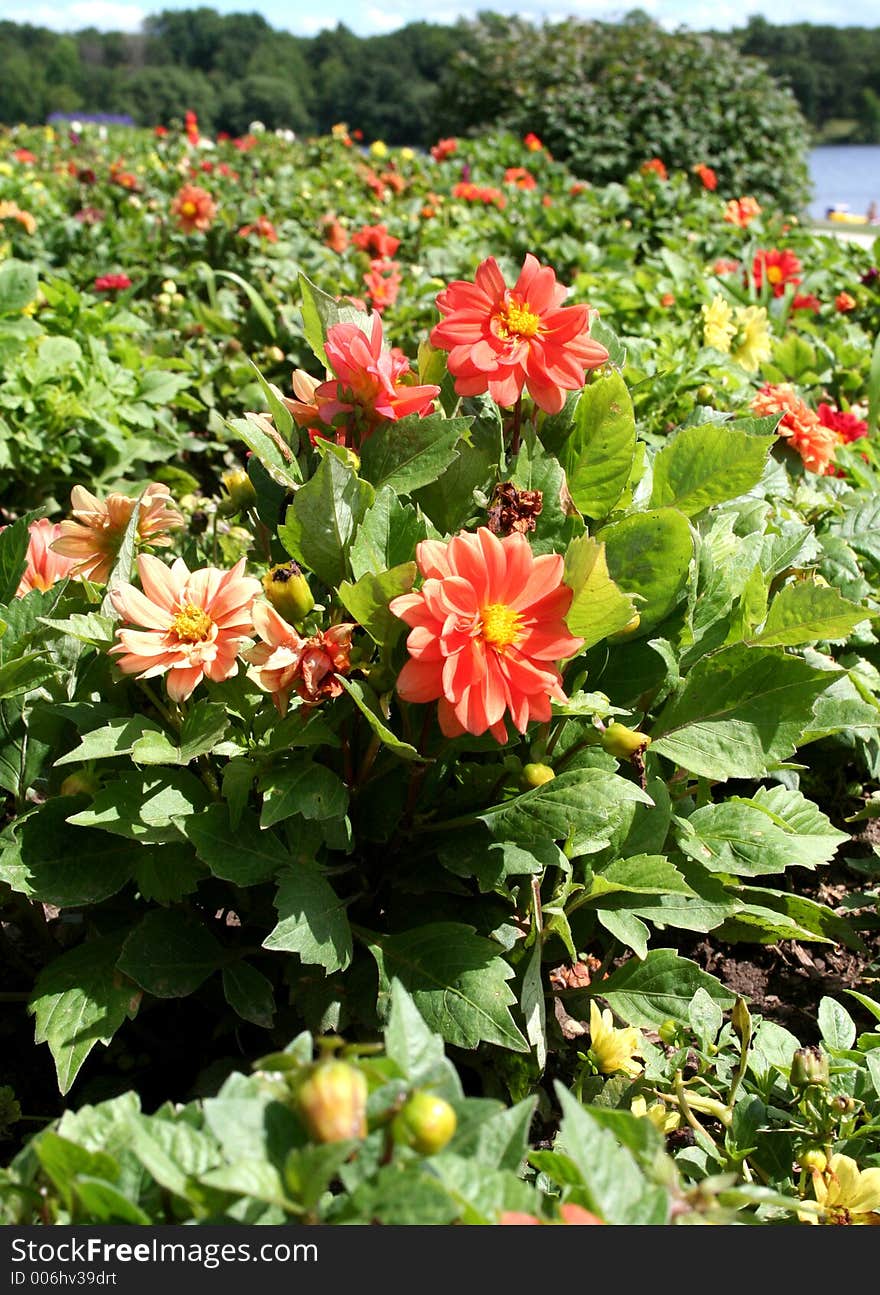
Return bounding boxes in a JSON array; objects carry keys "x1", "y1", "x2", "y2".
[
  {"x1": 481, "y1": 602, "x2": 523, "y2": 650},
  {"x1": 766, "y1": 265, "x2": 783, "y2": 284},
  {"x1": 181, "y1": 201, "x2": 197, "y2": 217},
  {"x1": 497, "y1": 298, "x2": 541, "y2": 340},
  {"x1": 171, "y1": 602, "x2": 213, "y2": 643}
]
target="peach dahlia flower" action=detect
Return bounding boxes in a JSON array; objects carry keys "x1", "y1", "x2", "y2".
[
  {"x1": 245, "y1": 602, "x2": 355, "y2": 715},
  {"x1": 110, "y1": 555, "x2": 261, "y2": 701},
  {"x1": 751, "y1": 383, "x2": 838, "y2": 475},
  {"x1": 16, "y1": 519, "x2": 79, "y2": 596},
  {"x1": 430, "y1": 253, "x2": 609, "y2": 414},
  {"x1": 51, "y1": 483, "x2": 183, "y2": 584},
  {"x1": 390, "y1": 527, "x2": 583, "y2": 744},
  {"x1": 171, "y1": 183, "x2": 216, "y2": 234}
]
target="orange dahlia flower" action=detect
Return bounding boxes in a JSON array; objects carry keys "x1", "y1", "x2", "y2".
[
  {"x1": 723, "y1": 196, "x2": 762, "y2": 228},
  {"x1": 16, "y1": 519, "x2": 79, "y2": 597},
  {"x1": 751, "y1": 384, "x2": 838, "y2": 475},
  {"x1": 523, "y1": 133, "x2": 544, "y2": 152},
  {"x1": 245, "y1": 603, "x2": 354, "y2": 715},
  {"x1": 238, "y1": 215, "x2": 277, "y2": 242},
  {"x1": 0, "y1": 201, "x2": 37, "y2": 235},
  {"x1": 51, "y1": 483, "x2": 183, "y2": 585},
  {"x1": 171, "y1": 183, "x2": 217, "y2": 234},
  {"x1": 110, "y1": 555, "x2": 260, "y2": 702},
  {"x1": 835, "y1": 291, "x2": 857, "y2": 313},
  {"x1": 390, "y1": 527, "x2": 584, "y2": 744},
  {"x1": 504, "y1": 167, "x2": 537, "y2": 190},
  {"x1": 752, "y1": 249, "x2": 802, "y2": 298},
  {"x1": 286, "y1": 314, "x2": 438, "y2": 449},
  {"x1": 322, "y1": 217, "x2": 349, "y2": 253},
  {"x1": 693, "y1": 163, "x2": 717, "y2": 191},
  {"x1": 430, "y1": 137, "x2": 458, "y2": 161},
  {"x1": 430, "y1": 253, "x2": 609, "y2": 414},
  {"x1": 640, "y1": 158, "x2": 667, "y2": 180}
]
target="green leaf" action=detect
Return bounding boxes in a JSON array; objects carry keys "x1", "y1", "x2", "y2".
[
  {"x1": 30, "y1": 938, "x2": 140, "y2": 1095},
  {"x1": 384, "y1": 979, "x2": 462, "y2": 1099},
  {"x1": 0, "y1": 798, "x2": 135, "y2": 905},
  {"x1": 226, "y1": 414, "x2": 300, "y2": 488},
  {"x1": 336, "y1": 677, "x2": 422, "y2": 761},
  {"x1": 99, "y1": 495, "x2": 142, "y2": 619},
  {"x1": 118, "y1": 910, "x2": 224, "y2": 999},
  {"x1": 748, "y1": 582, "x2": 869, "y2": 647},
  {"x1": 260, "y1": 761, "x2": 349, "y2": 828},
  {"x1": 598, "y1": 508, "x2": 694, "y2": 636},
  {"x1": 186, "y1": 804, "x2": 288, "y2": 885},
  {"x1": 222, "y1": 962, "x2": 276, "y2": 1029},
  {"x1": 818, "y1": 996, "x2": 856, "y2": 1051},
  {"x1": 586, "y1": 854, "x2": 695, "y2": 898},
  {"x1": 263, "y1": 865, "x2": 353, "y2": 972},
  {"x1": 563, "y1": 536, "x2": 638, "y2": 649},
  {"x1": 72, "y1": 1178, "x2": 152, "y2": 1225},
  {"x1": 298, "y1": 271, "x2": 371, "y2": 368},
  {"x1": 651, "y1": 422, "x2": 775, "y2": 517},
  {"x1": 561, "y1": 371, "x2": 636, "y2": 518},
  {"x1": 278, "y1": 452, "x2": 372, "y2": 588},
  {"x1": 677, "y1": 785, "x2": 848, "y2": 876},
  {"x1": 34, "y1": 1132, "x2": 120, "y2": 1208},
  {"x1": 367, "y1": 923, "x2": 528, "y2": 1052},
  {"x1": 0, "y1": 512, "x2": 33, "y2": 603},
  {"x1": 39, "y1": 611, "x2": 116, "y2": 647},
  {"x1": 521, "y1": 939, "x2": 547, "y2": 1068},
  {"x1": 338, "y1": 562, "x2": 416, "y2": 645},
  {"x1": 593, "y1": 948, "x2": 735, "y2": 1027},
  {"x1": 719, "y1": 888, "x2": 859, "y2": 948},
  {"x1": 554, "y1": 1087, "x2": 669, "y2": 1224},
  {"x1": 475, "y1": 768, "x2": 651, "y2": 856},
  {"x1": 130, "y1": 701, "x2": 229, "y2": 766},
  {"x1": 0, "y1": 653, "x2": 57, "y2": 700},
  {"x1": 55, "y1": 716, "x2": 163, "y2": 765},
  {"x1": 868, "y1": 331, "x2": 880, "y2": 438},
  {"x1": 0, "y1": 259, "x2": 38, "y2": 314},
  {"x1": 412, "y1": 423, "x2": 496, "y2": 533},
  {"x1": 359, "y1": 414, "x2": 466, "y2": 494},
  {"x1": 244, "y1": 359, "x2": 294, "y2": 441},
  {"x1": 349, "y1": 486, "x2": 427, "y2": 580},
  {"x1": 597, "y1": 909, "x2": 649, "y2": 959},
  {"x1": 67, "y1": 770, "x2": 209, "y2": 844},
  {"x1": 651, "y1": 644, "x2": 836, "y2": 780}
]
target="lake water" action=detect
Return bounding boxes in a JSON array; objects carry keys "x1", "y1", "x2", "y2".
[{"x1": 808, "y1": 145, "x2": 880, "y2": 221}]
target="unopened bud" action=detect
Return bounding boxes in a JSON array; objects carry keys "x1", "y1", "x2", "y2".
[
  {"x1": 220, "y1": 467, "x2": 257, "y2": 512},
  {"x1": 296, "y1": 1060, "x2": 367, "y2": 1143},
  {"x1": 800, "y1": 1148, "x2": 827, "y2": 1173},
  {"x1": 696, "y1": 384, "x2": 714, "y2": 404},
  {"x1": 658, "y1": 1019, "x2": 680, "y2": 1046},
  {"x1": 264, "y1": 346, "x2": 285, "y2": 365},
  {"x1": 832, "y1": 1094, "x2": 857, "y2": 1115},
  {"x1": 732, "y1": 997, "x2": 752, "y2": 1051},
  {"x1": 601, "y1": 723, "x2": 651, "y2": 760},
  {"x1": 391, "y1": 1091, "x2": 457, "y2": 1155},
  {"x1": 161, "y1": 279, "x2": 177, "y2": 295},
  {"x1": 262, "y1": 561, "x2": 315, "y2": 624},
  {"x1": 790, "y1": 1046, "x2": 829, "y2": 1090},
  {"x1": 522, "y1": 762, "x2": 555, "y2": 789}
]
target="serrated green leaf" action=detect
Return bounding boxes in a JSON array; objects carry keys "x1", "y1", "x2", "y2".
[
  {"x1": 564, "y1": 535, "x2": 638, "y2": 648},
  {"x1": 598, "y1": 508, "x2": 694, "y2": 636},
  {"x1": 338, "y1": 561, "x2": 415, "y2": 644},
  {"x1": 591, "y1": 948, "x2": 735, "y2": 1027},
  {"x1": 359, "y1": 414, "x2": 466, "y2": 494},
  {"x1": 651, "y1": 422, "x2": 775, "y2": 517},
  {"x1": 263, "y1": 865, "x2": 352, "y2": 972},
  {"x1": 279, "y1": 452, "x2": 372, "y2": 588},
  {"x1": 561, "y1": 371, "x2": 636, "y2": 519},
  {"x1": 222, "y1": 962, "x2": 276, "y2": 1029},
  {"x1": 187, "y1": 803, "x2": 288, "y2": 885},
  {"x1": 118, "y1": 910, "x2": 223, "y2": 999},
  {"x1": 748, "y1": 581, "x2": 869, "y2": 647},
  {"x1": 336, "y1": 676, "x2": 422, "y2": 761}
]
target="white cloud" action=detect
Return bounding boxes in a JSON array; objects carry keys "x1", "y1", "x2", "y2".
[{"x1": 3, "y1": 0, "x2": 145, "y2": 30}]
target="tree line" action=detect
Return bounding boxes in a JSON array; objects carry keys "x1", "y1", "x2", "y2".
[{"x1": 0, "y1": 9, "x2": 877, "y2": 146}]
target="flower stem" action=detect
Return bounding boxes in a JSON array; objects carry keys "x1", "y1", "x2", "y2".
[{"x1": 509, "y1": 395, "x2": 523, "y2": 457}]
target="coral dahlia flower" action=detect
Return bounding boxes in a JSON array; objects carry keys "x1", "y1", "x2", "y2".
[
  {"x1": 835, "y1": 291, "x2": 857, "y2": 314},
  {"x1": 751, "y1": 383, "x2": 838, "y2": 475},
  {"x1": 16, "y1": 519, "x2": 79, "y2": 597},
  {"x1": 245, "y1": 603, "x2": 354, "y2": 715},
  {"x1": 352, "y1": 224, "x2": 400, "y2": 259},
  {"x1": 322, "y1": 217, "x2": 349, "y2": 253},
  {"x1": 430, "y1": 254, "x2": 609, "y2": 414},
  {"x1": 390, "y1": 527, "x2": 584, "y2": 744},
  {"x1": 693, "y1": 163, "x2": 717, "y2": 191},
  {"x1": 723, "y1": 196, "x2": 762, "y2": 228},
  {"x1": 504, "y1": 167, "x2": 537, "y2": 190},
  {"x1": 110, "y1": 555, "x2": 261, "y2": 702},
  {"x1": 51, "y1": 483, "x2": 184, "y2": 584},
  {"x1": 286, "y1": 314, "x2": 439, "y2": 449},
  {"x1": 238, "y1": 216, "x2": 278, "y2": 242},
  {"x1": 171, "y1": 183, "x2": 216, "y2": 234},
  {"x1": 640, "y1": 158, "x2": 667, "y2": 180},
  {"x1": 430, "y1": 137, "x2": 458, "y2": 162},
  {"x1": 752, "y1": 248, "x2": 802, "y2": 298},
  {"x1": 523, "y1": 133, "x2": 543, "y2": 152}
]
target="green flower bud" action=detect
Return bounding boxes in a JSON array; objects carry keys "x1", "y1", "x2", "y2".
[
  {"x1": 391, "y1": 1091, "x2": 457, "y2": 1155},
  {"x1": 790, "y1": 1045, "x2": 829, "y2": 1090},
  {"x1": 731, "y1": 997, "x2": 752, "y2": 1050},
  {"x1": 220, "y1": 467, "x2": 257, "y2": 512},
  {"x1": 601, "y1": 723, "x2": 651, "y2": 760},
  {"x1": 296, "y1": 1060, "x2": 368, "y2": 1144},
  {"x1": 696, "y1": 384, "x2": 714, "y2": 404},
  {"x1": 800, "y1": 1148, "x2": 827, "y2": 1173},
  {"x1": 262, "y1": 562, "x2": 315, "y2": 624},
  {"x1": 658, "y1": 1018, "x2": 680, "y2": 1046},
  {"x1": 522, "y1": 762, "x2": 555, "y2": 789}
]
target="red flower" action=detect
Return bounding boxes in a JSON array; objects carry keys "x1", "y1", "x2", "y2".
[
  {"x1": 693, "y1": 163, "x2": 717, "y2": 191},
  {"x1": 238, "y1": 215, "x2": 278, "y2": 242},
  {"x1": 835, "y1": 291, "x2": 857, "y2": 313},
  {"x1": 352, "y1": 223, "x2": 400, "y2": 258},
  {"x1": 154, "y1": 125, "x2": 168, "y2": 137},
  {"x1": 286, "y1": 314, "x2": 439, "y2": 450},
  {"x1": 792, "y1": 294, "x2": 821, "y2": 313},
  {"x1": 504, "y1": 167, "x2": 537, "y2": 190},
  {"x1": 570, "y1": 182, "x2": 589, "y2": 196},
  {"x1": 363, "y1": 259, "x2": 402, "y2": 313},
  {"x1": 523, "y1": 133, "x2": 543, "y2": 152},
  {"x1": 660, "y1": 293, "x2": 675, "y2": 308},
  {"x1": 713, "y1": 258, "x2": 740, "y2": 276},
  {"x1": 351, "y1": 128, "x2": 364, "y2": 141},
  {"x1": 94, "y1": 273, "x2": 132, "y2": 293},
  {"x1": 451, "y1": 182, "x2": 506, "y2": 209},
  {"x1": 752, "y1": 248, "x2": 802, "y2": 298},
  {"x1": 431, "y1": 137, "x2": 458, "y2": 161},
  {"x1": 390, "y1": 527, "x2": 584, "y2": 744},
  {"x1": 430, "y1": 253, "x2": 609, "y2": 414},
  {"x1": 641, "y1": 158, "x2": 667, "y2": 180},
  {"x1": 818, "y1": 402, "x2": 868, "y2": 443},
  {"x1": 13, "y1": 149, "x2": 36, "y2": 165},
  {"x1": 322, "y1": 217, "x2": 349, "y2": 253},
  {"x1": 171, "y1": 183, "x2": 216, "y2": 234}
]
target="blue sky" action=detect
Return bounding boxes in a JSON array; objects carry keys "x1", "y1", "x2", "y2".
[{"x1": 1, "y1": 0, "x2": 878, "y2": 36}]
